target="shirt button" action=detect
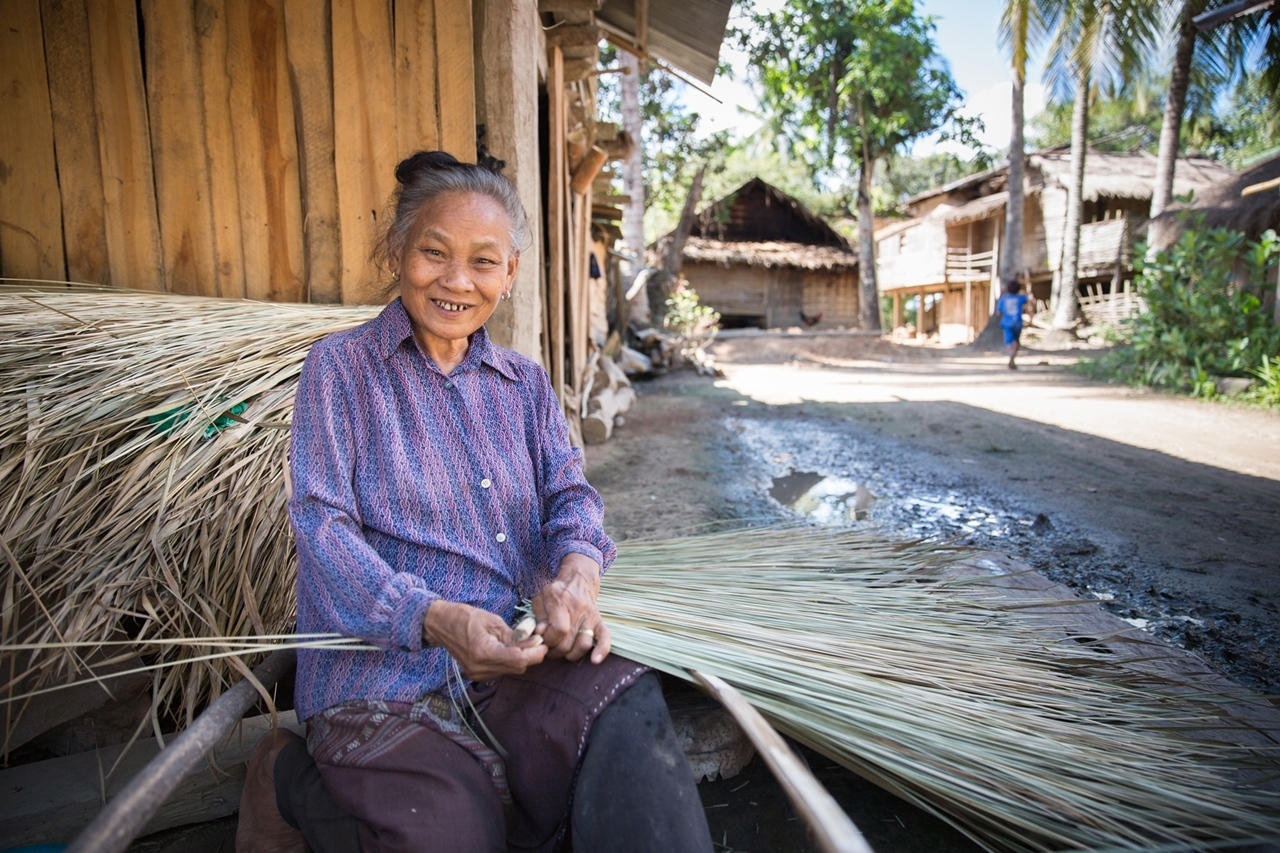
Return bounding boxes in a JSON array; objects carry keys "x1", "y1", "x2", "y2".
[
  {"x1": 495, "y1": 532, "x2": 507, "y2": 543},
  {"x1": 443, "y1": 381, "x2": 453, "y2": 390},
  {"x1": 481, "y1": 478, "x2": 492, "y2": 489}
]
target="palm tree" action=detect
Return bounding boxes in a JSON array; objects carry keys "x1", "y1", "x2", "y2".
[
  {"x1": 998, "y1": 0, "x2": 1052, "y2": 294},
  {"x1": 1044, "y1": 0, "x2": 1160, "y2": 332},
  {"x1": 1150, "y1": 2, "x2": 1280, "y2": 236}
]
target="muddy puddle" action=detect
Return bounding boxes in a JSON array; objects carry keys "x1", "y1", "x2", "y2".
[{"x1": 722, "y1": 414, "x2": 1279, "y2": 692}]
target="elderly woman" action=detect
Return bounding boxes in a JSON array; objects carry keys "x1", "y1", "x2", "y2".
[{"x1": 239, "y1": 152, "x2": 711, "y2": 853}]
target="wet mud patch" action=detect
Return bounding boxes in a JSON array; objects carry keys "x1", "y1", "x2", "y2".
[{"x1": 719, "y1": 411, "x2": 1280, "y2": 693}]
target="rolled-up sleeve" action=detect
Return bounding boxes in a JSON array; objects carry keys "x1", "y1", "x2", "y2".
[
  {"x1": 531, "y1": 368, "x2": 617, "y2": 574},
  {"x1": 289, "y1": 345, "x2": 437, "y2": 652}
]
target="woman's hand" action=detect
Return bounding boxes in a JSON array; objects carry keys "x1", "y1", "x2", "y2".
[
  {"x1": 423, "y1": 600, "x2": 547, "y2": 681},
  {"x1": 531, "y1": 553, "x2": 610, "y2": 664}
]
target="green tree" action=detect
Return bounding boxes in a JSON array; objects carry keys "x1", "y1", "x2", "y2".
[{"x1": 738, "y1": 0, "x2": 975, "y2": 330}]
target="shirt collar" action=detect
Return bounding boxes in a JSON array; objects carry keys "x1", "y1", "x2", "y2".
[{"x1": 374, "y1": 298, "x2": 521, "y2": 382}]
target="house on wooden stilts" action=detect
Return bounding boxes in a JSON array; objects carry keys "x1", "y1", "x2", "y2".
[{"x1": 875, "y1": 148, "x2": 1234, "y2": 343}]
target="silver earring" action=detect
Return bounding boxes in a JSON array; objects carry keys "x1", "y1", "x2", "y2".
[{"x1": 501, "y1": 291, "x2": 511, "y2": 301}]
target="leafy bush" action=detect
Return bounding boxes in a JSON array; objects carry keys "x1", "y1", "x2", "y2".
[
  {"x1": 1087, "y1": 227, "x2": 1280, "y2": 400},
  {"x1": 664, "y1": 283, "x2": 720, "y2": 353}
]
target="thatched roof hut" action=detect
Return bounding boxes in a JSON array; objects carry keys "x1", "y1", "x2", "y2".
[
  {"x1": 660, "y1": 178, "x2": 860, "y2": 329},
  {"x1": 1150, "y1": 153, "x2": 1280, "y2": 249}
]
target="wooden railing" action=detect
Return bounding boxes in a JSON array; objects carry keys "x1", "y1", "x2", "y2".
[{"x1": 945, "y1": 248, "x2": 996, "y2": 282}]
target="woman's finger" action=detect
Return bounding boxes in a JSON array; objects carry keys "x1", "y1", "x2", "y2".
[{"x1": 590, "y1": 621, "x2": 611, "y2": 665}]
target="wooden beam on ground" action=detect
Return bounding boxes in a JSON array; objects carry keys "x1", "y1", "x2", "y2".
[
  {"x1": 85, "y1": 0, "x2": 163, "y2": 290},
  {"x1": 0, "y1": 0, "x2": 66, "y2": 283},
  {"x1": 1, "y1": 709, "x2": 304, "y2": 848},
  {"x1": 40, "y1": 0, "x2": 109, "y2": 284},
  {"x1": 691, "y1": 671, "x2": 874, "y2": 853}
]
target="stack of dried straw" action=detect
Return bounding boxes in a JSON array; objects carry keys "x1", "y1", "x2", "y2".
[{"x1": 3, "y1": 288, "x2": 1278, "y2": 851}]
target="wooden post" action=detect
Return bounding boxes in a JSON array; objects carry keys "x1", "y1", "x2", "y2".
[
  {"x1": 475, "y1": 0, "x2": 543, "y2": 360},
  {"x1": 548, "y1": 47, "x2": 568, "y2": 401},
  {"x1": 916, "y1": 288, "x2": 926, "y2": 340},
  {"x1": 892, "y1": 291, "x2": 902, "y2": 330}
]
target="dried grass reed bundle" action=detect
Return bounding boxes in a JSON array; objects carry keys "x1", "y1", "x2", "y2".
[
  {"x1": 0, "y1": 287, "x2": 377, "y2": 732},
  {"x1": 599, "y1": 526, "x2": 1280, "y2": 853}
]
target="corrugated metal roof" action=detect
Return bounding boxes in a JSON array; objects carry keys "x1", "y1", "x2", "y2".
[{"x1": 597, "y1": 0, "x2": 731, "y2": 84}]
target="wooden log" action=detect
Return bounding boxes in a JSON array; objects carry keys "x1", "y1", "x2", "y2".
[
  {"x1": 434, "y1": 0, "x2": 476, "y2": 159},
  {"x1": 570, "y1": 146, "x2": 608, "y2": 196},
  {"x1": 395, "y1": 0, "x2": 441, "y2": 155},
  {"x1": 85, "y1": 0, "x2": 164, "y2": 290},
  {"x1": 332, "y1": 0, "x2": 397, "y2": 304},
  {"x1": 545, "y1": 23, "x2": 602, "y2": 47},
  {"x1": 283, "y1": 0, "x2": 343, "y2": 304},
  {"x1": 0, "y1": 0, "x2": 66, "y2": 282},
  {"x1": 193, "y1": 0, "x2": 248, "y2": 299},
  {"x1": 40, "y1": 0, "x2": 109, "y2": 284},
  {"x1": 474, "y1": 0, "x2": 543, "y2": 361},
  {"x1": 1, "y1": 708, "x2": 304, "y2": 848},
  {"x1": 225, "y1": 0, "x2": 306, "y2": 303},
  {"x1": 142, "y1": 0, "x2": 219, "y2": 297},
  {"x1": 537, "y1": 0, "x2": 603, "y2": 11}
]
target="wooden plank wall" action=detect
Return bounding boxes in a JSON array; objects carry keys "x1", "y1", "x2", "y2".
[{"x1": 0, "y1": 0, "x2": 476, "y2": 303}]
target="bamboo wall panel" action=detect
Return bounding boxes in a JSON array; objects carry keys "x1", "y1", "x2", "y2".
[
  {"x1": 332, "y1": 0, "x2": 397, "y2": 304},
  {"x1": 0, "y1": 0, "x2": 66, "y2": 282},
  {"x1": 39, "y1": 0, "x2": 109, "y2": 284},
  {"x1": 86, "y1": 0, "x2": 164, "y2": 290},
  {"x1": 143, "y1": 0, "x2": 218, "y2": 297},
  {"x1": 4, "y1": 0, "x2": 478, "y2": 306},
  {"x1": 194, "y1": 0, "x2": 248, "y2": 299},
  {"x1": 226, "y1": 0, "x2": 305, "y2": 303}
]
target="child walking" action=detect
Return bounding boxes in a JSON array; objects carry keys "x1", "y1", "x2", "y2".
[{"x1": 996, "y1": 280, "x2": 1030, "y2": 369}]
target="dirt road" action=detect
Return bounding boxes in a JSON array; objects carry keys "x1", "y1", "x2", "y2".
[
  {"x1": 583, "y1": 331, "x2": 1280, "y2": 852},
  {"x1": 588, "y1": 332, "x2": 1280, "y2": 693}
]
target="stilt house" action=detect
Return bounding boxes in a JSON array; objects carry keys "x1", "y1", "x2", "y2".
[
  {"x1": 875, "y1": 148, "x2": 1234, "y2": 343},
  {"x1": 662, "y1": 178, "x2": 859, "y2": 330}
]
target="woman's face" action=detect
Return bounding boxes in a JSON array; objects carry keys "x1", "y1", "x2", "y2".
[{"x1": 392, "y1": 190, "x2": 519, "y2": 352}]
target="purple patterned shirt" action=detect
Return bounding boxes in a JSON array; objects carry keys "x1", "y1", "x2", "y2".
[{"x1": 288, "y1": 298, "x2": 615, "y2": 721}]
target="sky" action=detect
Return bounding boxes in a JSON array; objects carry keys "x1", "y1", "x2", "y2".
[{"x1": 684, "y1": 0, "x2": 1050, "y2": 158}]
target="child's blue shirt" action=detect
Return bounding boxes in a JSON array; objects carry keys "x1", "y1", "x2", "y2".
[{"x1": 997, "y1": 293, "x2": 1028, "y2": 328}]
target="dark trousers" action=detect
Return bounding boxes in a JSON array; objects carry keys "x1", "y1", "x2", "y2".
[{"x1": 276, "y1": 672, "x2": 712, "y2": 853}]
